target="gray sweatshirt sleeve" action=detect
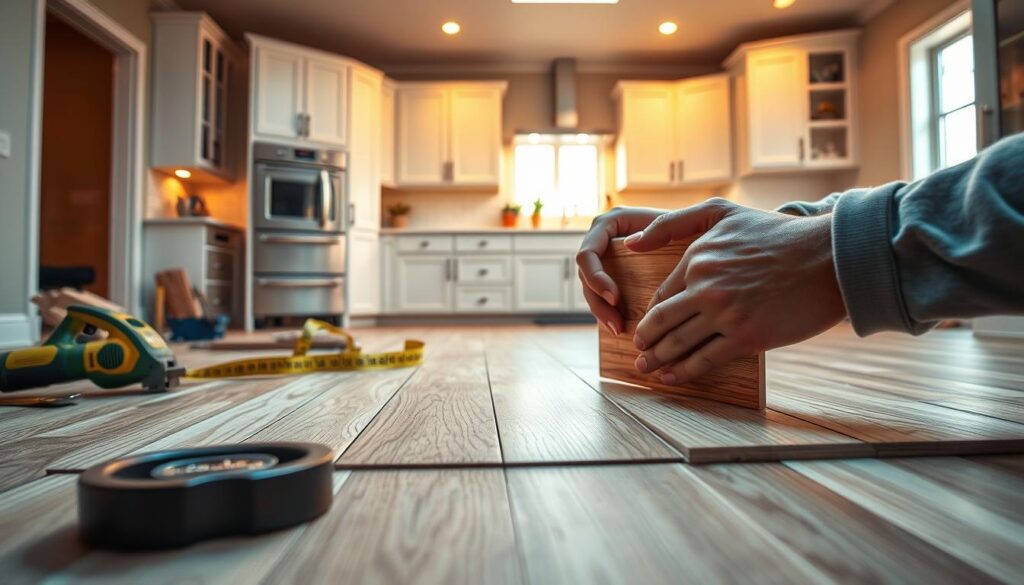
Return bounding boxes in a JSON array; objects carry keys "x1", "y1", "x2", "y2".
[
  {"x1": 831, "y1": 133, "x2": 1024, "y2": 336},
  {"x1": 775, "y1": 192, "x2": 845, "y2": 216}
]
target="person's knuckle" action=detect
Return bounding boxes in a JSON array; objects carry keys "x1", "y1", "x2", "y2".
[
  {"x1": 705, "y1": 197, "x2": 732, "y2": 211},
  {"x1": 574, "y1": 249, "x2": 590, "y2": 266},
  {"x1": 647, "y1": 303, "x2": 665, "y2": 327}
]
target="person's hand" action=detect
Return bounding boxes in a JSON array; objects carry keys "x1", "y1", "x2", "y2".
[
  {"x1": 626, "y1": 198, "x2": 847, "y2": 385},
  {"x1": 576, "y1": 207, "x2": 667, "y2": 335}
]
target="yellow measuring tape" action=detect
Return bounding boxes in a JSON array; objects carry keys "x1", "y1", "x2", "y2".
[{"x1": 185, "y1": 319, "x2": 424, "y2": 380}]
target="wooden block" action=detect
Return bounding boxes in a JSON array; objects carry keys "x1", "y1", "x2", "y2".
[
  {"x1": 599, "y1": 237, "x2": 765, "y2": 410},
  {"x1": 155, "y1": 268, "x2": 202, "y2": 318}
]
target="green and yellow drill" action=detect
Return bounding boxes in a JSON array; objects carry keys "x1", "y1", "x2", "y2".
[{"x1": 0, "y1": 306, "x2": 184, "y2": 393}]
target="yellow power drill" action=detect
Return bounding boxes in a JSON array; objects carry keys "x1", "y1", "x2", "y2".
[{"x1": 0, "y1": 306, "x2": 185, "y2": 393}]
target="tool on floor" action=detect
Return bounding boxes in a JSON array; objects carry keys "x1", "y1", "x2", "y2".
[
  {"x1": 0, "y1": 393, "x2": 81, "y2": 408},
  {"x1": 184, "y1": 319, "x2": 425, "y2": 380},
  {"x1": 0, "y1": 306, "x2": 185, "y2": 394},
  {"x1": 78, "y1": 442, "x2": 334, "y2": 549}
]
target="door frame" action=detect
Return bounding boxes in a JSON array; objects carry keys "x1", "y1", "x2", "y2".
[{"x1": 26, "y1": 0, "x2": 145, "y2": 336}]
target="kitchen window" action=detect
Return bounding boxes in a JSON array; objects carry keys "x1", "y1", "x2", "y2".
[
  {"x1": 932, "y1": 33, "x2": 977, "y2": 169},
  {"x1": 513, "y1": 134, "x2": 603, "y2": 217}
]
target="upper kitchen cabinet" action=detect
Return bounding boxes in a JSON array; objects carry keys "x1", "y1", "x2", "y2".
[
  {"x1": 151, "y1": 13, "x2": 241, "y2": 183},
  {"x1": 725, "y1": 29, "x2": 860, "y2": 175},
  {"x1": 613, "y1": 75, "x2": 732, "y2": 191},
  {"x1": 347, "y1": 64, "x2": 383, "y2": 230},
  {"x1": 249, "y1": 34, "x2": 348, "y2": 148},
  {"x1": 380, "y1": 79, "x2": 396, "y2": 188},
  {"x1": 394, "y1": 81, "x2": 507, "y2": 189}
]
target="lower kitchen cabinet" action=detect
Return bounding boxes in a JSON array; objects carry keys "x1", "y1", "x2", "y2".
[
  {"x1": 513, "y1": 255, "x2": 573, "y2": 312},
  {"x1": 393, "y1": 255, "x2": 453, "y2": 313},
  {"x1": 347, "y1": 228, "x2": 381, "y2": 316}
]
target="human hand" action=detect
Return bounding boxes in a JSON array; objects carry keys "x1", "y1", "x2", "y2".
[
  {"x1": 626, "y1": 198, "x2": 847, "y2": 385},
  {"x1": 576, "y1": 206, "x2": 667, "y2": 335}
]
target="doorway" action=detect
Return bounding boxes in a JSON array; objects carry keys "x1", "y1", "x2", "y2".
[{"x1": 38, "y1": 13, "x2": 114, "y2": 298}]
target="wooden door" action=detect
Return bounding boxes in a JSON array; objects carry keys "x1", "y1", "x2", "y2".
[
  {"x1": 513, "y1": 255, "x2": 571, "y2": 312},
  {"x1": 616, "y1": 84, "x2": 676, "y2": 189},
  {"x1": 396, "y1": 86, "x2": 448, "y2": 185},
  {"x1": 676, "y1": 75, "x2": 733, "y2": 183},
  {"x1": 253, "y1": 45, "x2": 303, "y2": 141},
  {"x1": 746, "y1": 48, "x2": 807, "y2": 169},
  {"x1": 304, "y1": 55, "x2": 347, "y2": 147},
  {"x1": 449, "y1": 86, "x2": 503, "y2": 186},
  {"x1": 393, "y1": 255, "x2": 452, "y2": 313}
]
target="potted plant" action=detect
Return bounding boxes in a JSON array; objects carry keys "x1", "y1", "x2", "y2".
[
  {"x1": 388, "y1": 202, "x2": 411, "y2": 229},
  {"x1": 501, "y1": 203, "x2": 521, "y2": 228},
  {"x1": 531, "y1": 198, "x2": 544, "y2": 229}
]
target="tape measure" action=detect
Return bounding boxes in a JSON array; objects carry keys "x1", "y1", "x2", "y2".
[{"x1": 185, "y1": 319, "x2": 424, "y2": 380}]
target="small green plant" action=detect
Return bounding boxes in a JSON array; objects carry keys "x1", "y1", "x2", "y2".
[
  {"x1": 502, "y1": 203, "x2": 522, "y2": 215},
  {"x1": 387, "y1": 202, "x2": 411, "y2": 216},
  {"x1": 531, "y1": 198, "x2": 544, "y2": 216}
]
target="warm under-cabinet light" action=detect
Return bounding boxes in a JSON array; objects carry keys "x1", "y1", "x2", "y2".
[
  {"x1": 658, "y1": 21, "x2": 678, "y2": 35},
  {"x1": 511, "y1": 1, "x2": 619, "y2": 4},
  {"x1": 773, "y1": 0, "x2": 796, "y2": 8},
  {"x1": 441, "y1": 21, "x2": 461, "y2": 35},
  {"x1": 174, "y1": 169, "x2": 192, "y2": 179}
]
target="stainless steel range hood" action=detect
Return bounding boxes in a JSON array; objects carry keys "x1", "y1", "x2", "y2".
[{"x1": 516, "y1": 58, "x2": 612, "y2": 137}]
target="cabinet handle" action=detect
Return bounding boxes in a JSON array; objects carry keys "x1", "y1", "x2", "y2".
[
  {"x1": 564, "y1": 257, "x2": 571, "y2": 279},
  {"x1": 798, "y1": 137, "x2": 805, "y2": 162},
  {"x1": 679, "y1": 160, "x2": 685, "y2": 182},
  {"x1": 478, "y1": 268, "x2": 488, "y2": 277},
  {"x1": 257, "y1": 277, "x2": 341, "y2": 288},
  {"x1": 419, "y1": 240, "x2": 430, "y2": 249},
  {"x1": 669, "y1": 161, "x2": 675, "y2": 183},
  {"x1": 349, "y1": 202, "x2": 356, "y2": 227},
  {"x1": 978, "y1": 104, "x2": 994, "y2": 149},
  {"x1": 296, "y1": 113, "x2": 305, "y2": 137},
  {"x1": 259, "y1": 234, "x2": 339, "y2": 245},
  {"x1": 304, "y1": 113, "x2": 311, "y2": 137},
  {"x1": 444, "y1": 258, "x2": 452, "y2": 281},
  {"x1": 453, "y1": 259, "x2": 459, "y2": 281},
  {"x1": 478, "y1": 240, "x2": 487, "y2": 248},
  {"x1": 477, "y1": 296, "x2": 488, "y2": 305}
]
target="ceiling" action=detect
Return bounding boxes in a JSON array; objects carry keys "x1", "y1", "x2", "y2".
[{"x1": 175, "y1": 0, "x2": 889, "y2": 71}]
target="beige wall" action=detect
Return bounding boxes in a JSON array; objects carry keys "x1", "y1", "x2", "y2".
[{"x1": 856, "y1": 0, "x2": 962, "y2": 186}]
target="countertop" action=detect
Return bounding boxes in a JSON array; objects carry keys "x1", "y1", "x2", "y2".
[
  {"x1": 143, "y1": 216, "x2": 244, "y2": 231},
  {"x1": 379, "y1": 227, "x2": 589, "y2": 235}
]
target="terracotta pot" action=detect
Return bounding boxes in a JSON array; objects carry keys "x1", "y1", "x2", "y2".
[
  {"x1": 531, "y1": 214, "x2": 542, "y2": 229},
  {"x1": 391, "y1": 214, "x2": 410, "y2": 229},
  {"x1": 501, "y1": 212, "x2": 519, "y2": 228}
]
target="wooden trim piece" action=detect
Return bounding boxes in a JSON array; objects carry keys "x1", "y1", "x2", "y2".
[{"x1": 598, "y1": 238, "x2": 765, "y2": 410}]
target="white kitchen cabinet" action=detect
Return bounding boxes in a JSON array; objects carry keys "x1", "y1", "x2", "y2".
[
  {"x1": 395, "y1": 82, "x2": 507, "y2": 188},
  {"x1": 347, "y1": 229, "x2": 381, "y2": 316},
  {"x1": 249, "y1": 35, "x2": 349, "y2": 148},
  {"x1": 613, "y1": 76, "x2": 733, "y2": 190},
  {"x1": 393, "y1": 255, "x2": 452, "y2": 313},
  {"x1": 725, "y1": 29, "x2": 861, "y2": 175},
  {"x1": 513, "y1": 255, "x2": 572, "y2": 312},
  {"x1": 347, "y1": 65, "x2": 382, "y2": 230},
  {"x1": 380, "y1": 79, "x2": 396, "y2": 187},
  {"x1": 151, "y1": 13, "x2": 240, "y2": 182}
]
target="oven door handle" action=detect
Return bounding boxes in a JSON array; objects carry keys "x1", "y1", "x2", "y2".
[
  {"x1": 257, "y1": 277, "x2": 342, "y2": 288},
  {"x1": 258, "y1": 234, "x2": 340, "y2": 246},
  {"x1": 319, "y1": 169, "x2": 332, "y2": 229}
]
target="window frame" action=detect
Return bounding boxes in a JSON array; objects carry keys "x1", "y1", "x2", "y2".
[
  {"x1": 512, "y1": 134, "x2": 606, "y2": 218},
  {"x1": 929, "y1": 31, "x2": 976, "y2": 170}
]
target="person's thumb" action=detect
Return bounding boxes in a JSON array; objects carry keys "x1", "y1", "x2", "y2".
[{"x1": 623, "y1": 198, "x2": 733, "y2": 252}]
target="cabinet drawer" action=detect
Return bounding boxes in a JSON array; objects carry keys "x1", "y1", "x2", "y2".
[
  {"x1": 206, "y1": 226, "x2": 239, "y2": 248},
  {"x1": 513, "y1": 234, "x2": 584, "y2": 253},
  {"x1": 254, "y1": 276, "x2": 345, "y2": 317},
  {"x1": 396, "y1": 235, "x2": 453, "y2": 254},
  {"x1": 206, "y1": 249, "x2": 234, "y2": 281},
  {"x1": 456, "y1": 256, "x2": 510, "y2": 284},
  {"x1": 254, "y1": 232, "x2": 345, "y2": 274},
  {"x1": 455, "y1": 234, "x2": 512, "y2": 253},
  {"x1": 455, "y1": 286, "x2": 511, "y2": 312},
  {"x1": 205, "y1": 283, "x2": 233, "y2": 316}
]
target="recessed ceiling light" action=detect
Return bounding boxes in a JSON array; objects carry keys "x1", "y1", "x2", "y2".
[
  {"x1": 658, "y1": 21, "x2": 678, "y2": 35},
  {"x1": 174, "y1": 169, "x2": 192, "y2": 179},
  {"x1": 773, "y1": 0, "x2": 796, "y2": 8},
  {"x1": 511, "y1": 1, "x2": 619, "y2": 4},
  {"x1": 441, "y1": 21, "x2": 461, "y2": 35}
]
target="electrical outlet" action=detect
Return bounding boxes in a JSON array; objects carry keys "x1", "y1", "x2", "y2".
[{"x1": 0, "y1": 130, "x2": 10, "y2": 159}]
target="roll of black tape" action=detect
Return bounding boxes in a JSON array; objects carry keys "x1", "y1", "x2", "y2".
[{"x1": 78, "y1": 442, "x2": 334, "y2": 549}]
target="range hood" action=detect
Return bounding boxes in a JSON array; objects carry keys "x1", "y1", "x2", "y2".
[{"x1": 516, "y1": 58, "x2": 612, "y2": 137}]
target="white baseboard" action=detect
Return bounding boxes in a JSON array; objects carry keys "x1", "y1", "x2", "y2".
[
  {"x1": 0, "y1": 313, "x2": 37, "y2": 349},
  {"x1": 973, "y1": 316, "x2": 1024, "y2": 340}
]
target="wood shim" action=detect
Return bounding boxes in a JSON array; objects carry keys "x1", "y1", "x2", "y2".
[{"x1": 598, "y1": 237, "x2": 766, "y2": 410}]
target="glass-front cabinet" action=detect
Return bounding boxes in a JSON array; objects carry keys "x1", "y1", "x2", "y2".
[{"x1": 974, "y1": 0, "x2": 1024, "y2": 144}]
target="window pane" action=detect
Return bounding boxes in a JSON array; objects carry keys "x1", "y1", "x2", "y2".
[
  {"x1": 938, "y1": 35, "x2": 975, "y2": 113},
  {"x1": 514, "y1": 144, "x2": 556, "y2": 211},
  {"x1": 556, "y1": 145, "x2": 599, "y2": 217},
  {"x1": 940, "y1": 104, "x2": 977, "y2": 167}
]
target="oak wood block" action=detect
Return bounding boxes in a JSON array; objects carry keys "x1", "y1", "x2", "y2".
[{"x1": 598, "y1": 237, "x2": 765, "y2": 410}]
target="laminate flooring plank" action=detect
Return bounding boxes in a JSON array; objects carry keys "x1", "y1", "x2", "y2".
[
  {"x1": 484, "y1": 332, "x2": 679, "y2": 464},
  {"x1": 506, "y1": 464, "x2": 828, "y2": 584},
  {"x1": 262, "y1": 469, "x2": 523, "y2": 585},
  {"x1": 573, "y1": 368, "x2": 871, "y2": 463},
  {"x1": 787, "y1": 458, "x2": 1024, "y2": 583},
  {"x1": 768, "y1": 371, "x2": 1024, "y2": 456},
  {"x1": 0, "y1": 473, "x2": 353, "y2": 585},
  {"x1": 692, "y1": 463, "x2": 998, "y2": 584},
  {"x1": 40, "y1": 376, "x2": 305, "y2": 473},
  {"x1": 338, "y1": 330, "x2": 501, "y2": 467}
]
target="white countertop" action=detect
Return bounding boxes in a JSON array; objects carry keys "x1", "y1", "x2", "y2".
[
  {"x1": 380, "y1": 227, "x2": 589, "y2": 235},
  {"x1": 143, "y1": 216, "x2": 244, "y2": 231}
]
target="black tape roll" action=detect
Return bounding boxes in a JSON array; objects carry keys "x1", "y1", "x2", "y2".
[{"x1": 78, "y1": 442, "x2": 334, "y2": 550}]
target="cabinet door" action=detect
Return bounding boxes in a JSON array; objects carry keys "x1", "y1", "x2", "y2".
[
  {"x1": 616, "y1": 85, "x2": 676, "y2": 189},
  {"x1": 347, "y1": 228, "x2": 380, "y2": 316},
  {"x1": 396, "y1": 87, "x2": 448, "y2": 185},
  {"x1": 304, "y1": 56, "x2": 347, "y2": 147},
  {"x1": 347, "y1": 66, "x2": 381, "y2": 230},
  {"x1": 676, "y1": 75, "x2": 732, "y2": 183},
  {"x1": 253, "y1": 45, "x2": 303, "y2": 141},
  {"x1": 513, "y1": 255, "x2": 571, "y2": 312},
  {"x1": 570, "y1": 271, "x2": 589, "y2": 313},
  {"x1": 746, "y1": 48, "x2": 807, "y2": 169},
  {"x1": 394, "y1": 255, "x2": 452, "y2": 313},
  {"x1": 449, "y1": 86, "x2": 502, "y2": 186},
  {"x1": 380, "y1": 82, "x2": 396, "y2": 187}
]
